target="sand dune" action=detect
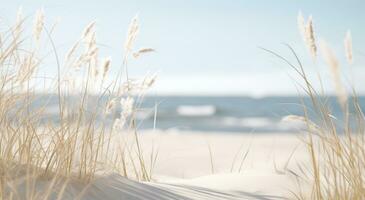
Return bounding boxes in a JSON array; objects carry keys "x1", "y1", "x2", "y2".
[
  {"x1": 12, "y1": 172, "x2": 286, "y2": 200},
  {"x1": 85, "y1": 174, "x2": 285, "y2": 200},
  {"x1": 9, "y1": 131, "x2": 308, "y2": 199}
]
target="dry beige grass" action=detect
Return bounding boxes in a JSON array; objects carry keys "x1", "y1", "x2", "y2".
[
  {"x1": 344, "y1": 30, "x2": 353, "y2": 65},
  {"x1": 0, "y1": 9, "x2": 158, "y2": 199},
  {"x1": 297, "y1": 12, "x2": 317, "y2": 60},
  {"x1": 268, "y1": 12, "x2": 365, "y2": 200}
]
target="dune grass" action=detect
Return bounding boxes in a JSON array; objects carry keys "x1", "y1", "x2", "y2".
[
  {"x1": 265, "y1": 12, "x2": 365, "y2": 200},
  {"x1": 0, "y1": 9, "x2": 157, "y2": 199}
]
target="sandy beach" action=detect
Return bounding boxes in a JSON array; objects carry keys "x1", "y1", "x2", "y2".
[
  {"x1": 140, "y1": 130, "x2": 309, "y2": 198},
  {"x1": 8, "y1": 130, "x2": 310, "y2": 199},
  {"x1": 57, "y1": 130, "x2": 308, "y2": 200}
]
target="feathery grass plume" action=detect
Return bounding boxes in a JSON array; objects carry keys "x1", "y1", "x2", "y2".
[
  {"x1": 305, "y1": 16, "x2": 317, "y2": 60},
  {"x1": 319, "y1": 40, "x2": 347, "y2": 108},
  {"x1": 92, "y1": 64, "x2": 100, "y2": 78},
  {"x1": 344, "y1": 30, "x2": 353, "y2": 64},
  {"x1": 82, "y1": 21, "x2": 96, "y2": 40},
  {"x1": 83, "y1": 22, "x2": 99, "y2": 66},
  {"x1": 85, "y1": 32, "x2": 98, "y2": 59},
  {"x1": 297, "y1": 12, "x2": 317, "y2": 60},
  {"x1": 33, "y1": 8, "x2": 45, "y2": 42},
  {"x1": 16, "y1": 7, "x2": 23, "y2": 23},
  {"x1": 14, "y1": 7, "x2": 23, "y2": 37},
  {"x1": 133, "y1": 48, "x2": 155, "y2": 58},
  {"x1": 142, "y1": 73, "x2": 157, "y2": 89},
  {"x1": 124, "y1": 15, "x2": 139, "y2": 54},
  {"x1": 119, "y1": 80, "x2": 138, "y2": 94},
  {"x1": 102, "y1": 57, "x2": 111, "y2": 79},
  {"x1": 297, "y1": 11, "x2": 306, "y2": 40},
  {"x1": 71, "y1": 22, "x2": 99, "y2": 70}
]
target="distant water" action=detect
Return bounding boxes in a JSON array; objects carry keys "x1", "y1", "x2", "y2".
[
  {"x1": 137, "y1": 96, "x2": 365, "y2": 133},
  {"x1": 30, "y1": 95, "x2": 365, "y2": 133}
]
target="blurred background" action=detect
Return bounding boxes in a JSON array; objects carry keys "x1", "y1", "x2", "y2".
[{"x1": 2, "y1": 0, "x2": 365, "y2": 132}]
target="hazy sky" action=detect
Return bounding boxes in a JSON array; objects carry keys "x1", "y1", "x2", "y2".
[{"x1": 1, "y1": 0, "x2": 365, "y2": 96}]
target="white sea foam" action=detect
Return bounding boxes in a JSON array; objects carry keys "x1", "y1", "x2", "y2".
[
  {"x1": 177, "y1": 105, "x2": 216, "y2": 116},
  {"x1": 222, "y1": 117, "x2": 274, "y2": 128}
]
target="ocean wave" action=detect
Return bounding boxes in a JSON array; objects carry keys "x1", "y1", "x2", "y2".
[
  {"x1": 176, "y1": 105, "x2": 216, "y2": 116},
  {"x1": 221, "y1": 117, "x2": 274, "y2": 128}
]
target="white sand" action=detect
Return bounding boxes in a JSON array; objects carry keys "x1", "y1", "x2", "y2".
[
  {"x1": 140, "y1": 130, "x2": 310, "y2": 198},
  {"x1": 11, "y1": 130, "x2": 311, "y2": 199}
]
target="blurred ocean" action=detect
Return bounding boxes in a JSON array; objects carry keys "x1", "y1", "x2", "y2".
[
  {"x1": 31, "y1": 95, "x2": 365, "y2": 133},
  {"x1": 138, "y1": 96, "x2": 365, "y2": 133}
]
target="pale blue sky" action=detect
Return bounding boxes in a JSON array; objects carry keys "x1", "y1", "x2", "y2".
[{"x1": 1, "y1": 0, "x2": 365, "y2": 96}]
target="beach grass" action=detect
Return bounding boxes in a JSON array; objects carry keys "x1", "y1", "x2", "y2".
[
  {"x1": 0, "y1": 9, "x2": 157, "y2": 199},
  {"x1": 266, "y1": 12, "x2": 365, "y2": 199}
]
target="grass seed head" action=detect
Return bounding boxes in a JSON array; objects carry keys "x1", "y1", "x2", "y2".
[{"x1": 344, "y1": 30, "x2": 353, "y2": 64}]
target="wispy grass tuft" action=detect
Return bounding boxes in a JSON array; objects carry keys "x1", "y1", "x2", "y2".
[
  {"x1": 268, "y1": 13, "x2": 365, "y2": 200},
  {"x1": 0, "y1": 9, "x2": 158, "y2": 199}
]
